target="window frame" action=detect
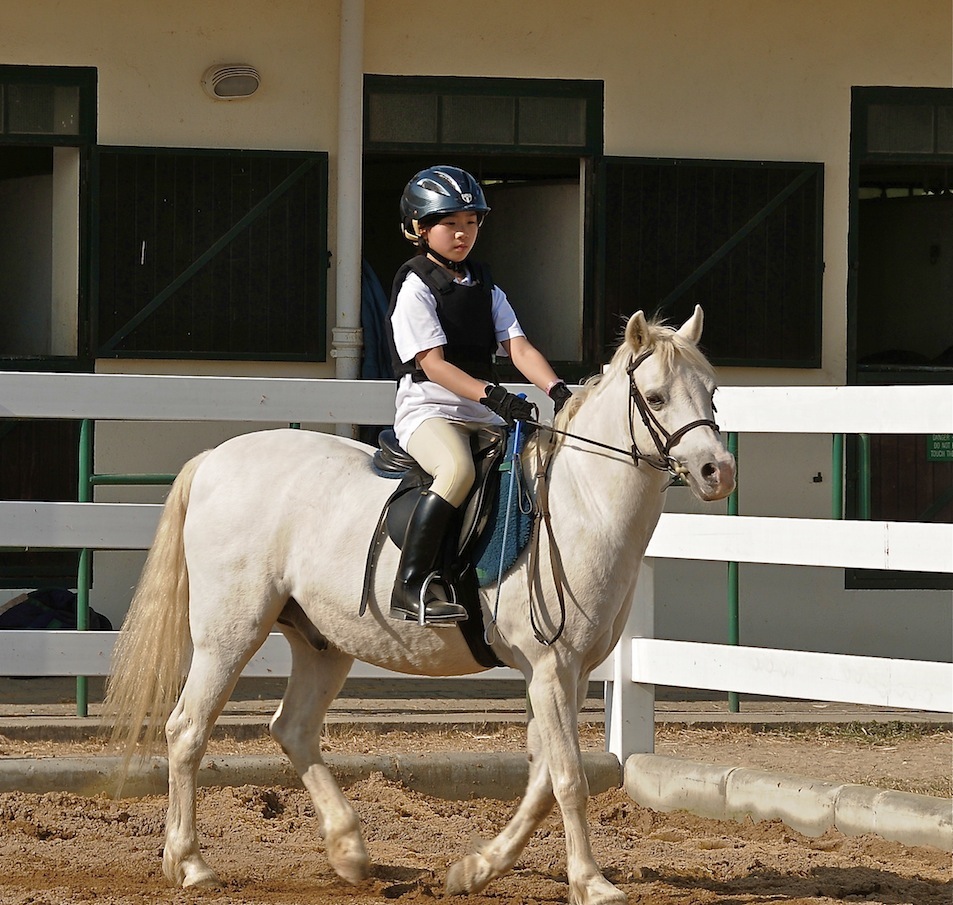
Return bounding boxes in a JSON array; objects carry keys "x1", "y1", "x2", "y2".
[
  {"x1": 364, "y1": 74, "x2": 604, "y2": 157},
  {"x1": 0, "y1": 64, "x2": 97, "y2": 145},
  {"x1": 0, "y1": 65, "x2": 96, "y2": 371},
  {"x1": 363, "y1": 75, "x2": 604, "y2": 379},
  {"x1": 848, "y1": 86, "x2": 953, "y2": 387}
]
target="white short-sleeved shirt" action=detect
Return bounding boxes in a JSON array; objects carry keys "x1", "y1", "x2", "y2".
[{"x1": 391, "y1": 268, "x2": 526, "y2": 448}]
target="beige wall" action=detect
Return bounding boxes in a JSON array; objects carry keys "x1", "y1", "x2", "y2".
[{"x1": 0, "y1": 1, "x2": 339, "y2": 149}]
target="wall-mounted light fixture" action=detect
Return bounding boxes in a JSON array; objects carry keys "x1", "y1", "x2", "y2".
[{"x1": 202, "y1": 65, "x2": 260, "y2": 100}]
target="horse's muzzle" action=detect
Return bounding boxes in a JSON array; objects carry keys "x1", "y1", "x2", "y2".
[{"x1": 693, "y1": 454, "x2": 736, "y2": 501}]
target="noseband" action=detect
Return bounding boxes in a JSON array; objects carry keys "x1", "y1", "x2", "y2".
[{"x1": 625, "y1": 349, "x2": 720, "y2": 477}]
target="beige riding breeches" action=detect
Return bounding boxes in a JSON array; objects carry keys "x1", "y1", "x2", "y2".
[{"x1": 405, "y1": 417, "x2": 480, "y2": 508}]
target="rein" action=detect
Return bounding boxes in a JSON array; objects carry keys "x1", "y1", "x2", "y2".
[{"x1": 520, "y1": 345, "x2": 720, "y2": 646}]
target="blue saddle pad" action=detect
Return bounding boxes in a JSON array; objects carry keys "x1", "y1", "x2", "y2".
[{"x1": 472, "y1": 430, "x2": 534, "y2": 587}]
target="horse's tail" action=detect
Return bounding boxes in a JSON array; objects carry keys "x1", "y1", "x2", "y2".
[{"x1": 102, "y1": 450, "x2": 210, "y2": 768}]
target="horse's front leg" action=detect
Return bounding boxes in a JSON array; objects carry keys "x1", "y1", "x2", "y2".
[
  {"x1": 527, "y1": 663, "x2": 627, "y2": 905},
  {"x1": 445, "y1": 712, "x2": 556, "y2": 895}
]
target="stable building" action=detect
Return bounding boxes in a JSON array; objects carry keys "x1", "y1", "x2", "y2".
[{"x1": 1, "y1": 1, "x2": 950, "y2": 663}]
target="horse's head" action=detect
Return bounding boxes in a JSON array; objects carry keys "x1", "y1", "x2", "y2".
[{"x1": 621, "y1": 305, "x2": 736, "y2": 501}]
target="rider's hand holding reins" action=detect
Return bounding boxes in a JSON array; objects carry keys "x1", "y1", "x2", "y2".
[
  {"x1": 548, "y1": 381, "x2": 572, "y2": 415},
  {"x1": 481, "y1": 385, "x2": 535, "y2": 424}
]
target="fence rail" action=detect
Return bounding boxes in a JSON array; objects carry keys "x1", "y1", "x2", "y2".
[
  {"x1": 1, "y1": 372, "x2": 951, "y2": 759},
  {"x1": 3, "y1": 503, "x2": 952, "y2": 572}
]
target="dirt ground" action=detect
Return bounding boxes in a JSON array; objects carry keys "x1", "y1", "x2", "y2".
[{"x1": 0, "y1": 723, "x2": 950, "y2": 905}]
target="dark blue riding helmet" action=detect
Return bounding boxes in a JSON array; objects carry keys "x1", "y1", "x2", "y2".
[{"x1": 400, "y1": 165, "x2": 490, "y2": 244}]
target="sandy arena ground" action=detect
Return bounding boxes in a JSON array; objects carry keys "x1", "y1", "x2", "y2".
[{"x1": 0, "y1": 722, "x2": 949, "y2": 905}]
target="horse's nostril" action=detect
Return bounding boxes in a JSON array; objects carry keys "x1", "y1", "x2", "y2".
[{"x1": 702, "y1": 462, "x2": 717, "y2": 481}]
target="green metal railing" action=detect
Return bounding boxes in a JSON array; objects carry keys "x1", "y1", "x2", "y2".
[
  {"x1": 726, "y1": 432, "x2": 740, "y2": 712},
  {"x1": 75, "y1": 419, "x2": 176, "y2": 715},
  {"x1": 831, "y1": 432, "x2": 870, "y2": 520},
  {"x1": 857, "y1": 433, "x2": 872, "y2": 519},
  {"x1": 832, "y1": 434, "x2": 845, "y2": 519}
]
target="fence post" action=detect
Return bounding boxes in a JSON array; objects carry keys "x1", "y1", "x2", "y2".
[{"x1": 605, "y1": 558, "x2": 656, "y2": 761}]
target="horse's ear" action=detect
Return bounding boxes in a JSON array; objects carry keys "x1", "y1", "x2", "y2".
[
  {"x1": 676, "y1": 305, "x2": 704, "y2": 344},
  {"x1": 625, "y1": 311, "x2": 650, "y2": 352}
]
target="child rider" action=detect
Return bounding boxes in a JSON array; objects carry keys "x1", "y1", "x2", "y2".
[{"x1": 386, "y1": 165, "x2": 572, "y2": 626}]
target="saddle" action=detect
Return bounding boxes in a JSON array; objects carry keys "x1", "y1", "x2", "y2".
[{"x1": 361, "y1": 426, "x2": 533, "y2": 668}]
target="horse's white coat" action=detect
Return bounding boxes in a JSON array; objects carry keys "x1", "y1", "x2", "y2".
[{"x1": 105, "y1": 306, "x2": 734, "y2": 904}]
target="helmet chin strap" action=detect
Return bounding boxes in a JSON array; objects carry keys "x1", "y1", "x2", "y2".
[{"x1": 424, "y1": 246, "x2": 466, "y2": 274}]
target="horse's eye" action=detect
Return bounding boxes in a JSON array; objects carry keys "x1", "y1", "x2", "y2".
[{"x1": 646, "y1": 393, "x2": 665, "y2": 408}]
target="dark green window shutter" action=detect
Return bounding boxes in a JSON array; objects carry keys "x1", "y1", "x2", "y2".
[
  {"x1": 93, "y1": 147, "x2": 328, "y2": 360},
  {"x1": 598, "y1": 157, "x2": 823, "y2": 367}
]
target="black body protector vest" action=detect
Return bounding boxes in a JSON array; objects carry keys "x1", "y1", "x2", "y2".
[{"x1": 386, "y1": 256, "x2": 498, "y2": 384}]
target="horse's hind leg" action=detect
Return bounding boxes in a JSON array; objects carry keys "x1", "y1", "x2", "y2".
[
  {"x1": 269, "y1": 633, "x2": 369, "y2": 884},
  {"x1": 163, "y1": 635, "x2": 260, "y2": 887}
]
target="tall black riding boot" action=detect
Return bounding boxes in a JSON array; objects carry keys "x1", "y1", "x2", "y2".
[{"x1": 390, "y1": 491, "x2": 468, "y2": 625}]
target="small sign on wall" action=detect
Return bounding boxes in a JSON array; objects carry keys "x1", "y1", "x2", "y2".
[{"x1": 927, "y1": 434, "x2": 953, "y2": 462}]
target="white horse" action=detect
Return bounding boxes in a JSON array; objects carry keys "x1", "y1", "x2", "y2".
[{"x1": 104, "y1": 305, "x2": 735, "y2": 905}]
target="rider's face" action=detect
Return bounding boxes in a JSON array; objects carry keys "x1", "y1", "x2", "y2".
[{"x1": 421, "y1": 211, "x2": 480, "y2": 265}]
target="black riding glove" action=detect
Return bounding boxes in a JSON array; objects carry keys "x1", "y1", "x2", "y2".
[
  {"x1": 480, "y1": 385, "x2": 535, "y2": 424},
  {"x1": 548, "y1": 381, "x2": 573, "y2": 415}
]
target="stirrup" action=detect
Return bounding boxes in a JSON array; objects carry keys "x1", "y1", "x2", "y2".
[
  {"x1": 417, "y1": 572, "x2": 462, "y2": 626},
  {"x1": 390, "y1": 571, "x2": 468, "y2": 626}
]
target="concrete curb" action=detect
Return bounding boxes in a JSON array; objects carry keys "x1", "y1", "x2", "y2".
[
  {"x1": 625, "y1": 753, "x2": 953, "y2": 852},
  {"x1": 4, "y1": 750, "x2": 949, "y2": 853},
  {"x1": 0, "y1": 752, "x2": 622, "y2": 802}
]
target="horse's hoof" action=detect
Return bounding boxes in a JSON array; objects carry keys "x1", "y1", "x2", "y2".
[
  {"x1": 327, "y1": 832, "x2": 370, "y2": 884},
  {"x1": 165, "y1": 852, "x2": 221, "y2": 889},
  {"x1": 328, "y1": 849, "x2": 370, "y2": 885},
  {"x1": 183, "y1": 870, "x2": 222, "y2": 889},
  {"x1": 446, "y1": 853, "x2": 493, "y2": 896},
  {"x1": 569, "y1": 876, "x2": 628, "y2": 905}
]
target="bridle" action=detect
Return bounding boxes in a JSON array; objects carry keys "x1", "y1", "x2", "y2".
[
  {"x1": 624, "y1": 348, "x2": 721, "y2": 477},
  {"x1": 528, "y1": 346, "x2": 721, "y2": 482}
]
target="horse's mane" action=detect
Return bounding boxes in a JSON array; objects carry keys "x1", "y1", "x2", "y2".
[{"x1": 525, "y1": 314, "x2": 714, "y2": 459}]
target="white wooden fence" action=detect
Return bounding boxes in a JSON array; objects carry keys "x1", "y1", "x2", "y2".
[{"x1": 1, "y1": 373, "x2": 951, "y2": 761}]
